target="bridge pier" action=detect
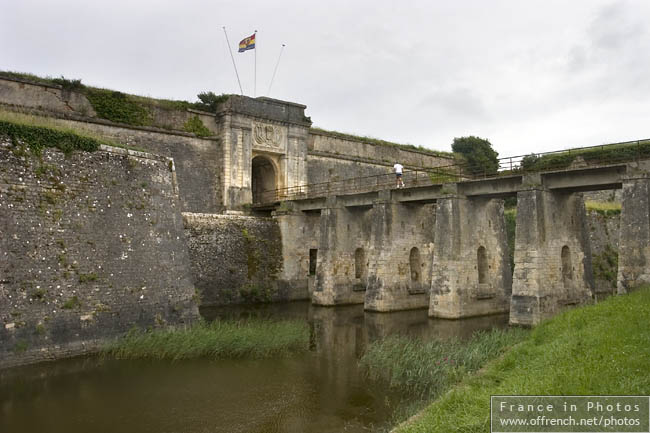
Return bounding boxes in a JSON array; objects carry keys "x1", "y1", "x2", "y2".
[
  {"x1": 510, "y1": 187, "x2": 594, "y2": 326},
  {"x1": 429, "y1": 195, "x2": 512, "y2": 318},
  {"x1": 617, "y1": 175, "x2": 650, "y2": 293},
  {"x1": 364, "y1": 191, "x2": 434, "y2": 312},
  {"x1": 312, "y1": 196, "x2": 371, "y2": 305},
  {"x1": 274, "y1": 204, "x2": 319, "y2": 300}
]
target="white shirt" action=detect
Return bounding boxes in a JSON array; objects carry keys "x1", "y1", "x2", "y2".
[{"x1": 393, "y1": 163, "x2": 403, "y2": 174}]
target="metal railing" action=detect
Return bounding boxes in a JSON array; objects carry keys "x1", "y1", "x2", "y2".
[{"x1": 253, "y1": 138, "x2": 650, "y2": 205}]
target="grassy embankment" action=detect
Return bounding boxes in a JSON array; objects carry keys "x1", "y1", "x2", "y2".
[
  {"x1": 103, "y1": 319, "x2": 310, "y2": 360},
  {"x1": 360, "y1": 328, "x2": 530, "y2": 428},
  {"x1": 391, "y1": 286, "x2": 650, "y2": 433}
]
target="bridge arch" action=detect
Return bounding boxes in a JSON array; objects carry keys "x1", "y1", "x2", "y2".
[
  {"x1": 477, "y1": 246, "x2": 488, "y2": 284},
  {"x1": 561, "y1": 245, "x2": 573, "y2": 288},
  {"x1": 354, "y1": 248, "x2": 367, "y2": 280},
  {"x1": 409, "y1": 247, "x2": 421, "y2": 283},
  {"x1": 252, "y1": 155, "x2": 278, "y2": 203}
]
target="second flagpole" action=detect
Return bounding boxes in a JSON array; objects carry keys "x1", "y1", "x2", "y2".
[{"x1": 254, "y1": 30, "x2": 258, "y2": 97}]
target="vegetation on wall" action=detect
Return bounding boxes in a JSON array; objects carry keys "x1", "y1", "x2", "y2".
[
  {"x1": 0, "y1": 71, "x2": 231, "y2": 127},
  {"x1": 592, "y1": 244, "x2": 619, "y2": 288},
  {"x1": 84, "y1": 88, "x2": 153, "y2": 126},
  {"x1": 183, "y1": 115, "x2": 212, "y2": 137},
  {"x1": 0, "y1": 119, "x2": 101, "y2": 154},
  {"x1": 585, "y1": 200, "x2": 621, "y2": 217}
]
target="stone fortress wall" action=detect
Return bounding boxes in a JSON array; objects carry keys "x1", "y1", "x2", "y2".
[{"x1": 0, "y1": 141, "x2": 198, "y2": 368}]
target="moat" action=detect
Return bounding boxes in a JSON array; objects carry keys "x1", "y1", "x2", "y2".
[{"x1": 0, "y1": 302, "x2": 507, "y2": 433}]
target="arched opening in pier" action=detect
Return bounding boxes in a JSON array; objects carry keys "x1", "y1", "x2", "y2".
[
  {"x1": 409, "y1": 247, "x2": 421, "y2": 282},
  {"x1": 477, "y1": 246, "x2": 488, "y2": 284},
  {"x1": 252, "y1": 156, "x2": 276, "y2": 203},
  {"x1": 354, "y1": 248, "x2": 367, "y2": 280},
  {"x1": 562, "y1": 245, "x2": 573, "y2": 288}
]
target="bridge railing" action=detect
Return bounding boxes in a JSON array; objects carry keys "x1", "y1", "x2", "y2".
[{"x1": 253, "y1": 138, "x2": 650, "y2": 205}]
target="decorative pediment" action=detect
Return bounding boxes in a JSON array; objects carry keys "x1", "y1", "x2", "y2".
[{"x1": 253, "y1": 122, "x2": 286, "y2": 153}]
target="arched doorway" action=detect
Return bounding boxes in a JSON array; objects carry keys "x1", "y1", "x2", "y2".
[
  {"x1": 477, "y1": 246, "x2": 488, "y2": 284},
  {"x1": 409, "y1": 247, "x2": 421, "y2": 283},
  {"x1": 252, "y1": 156, "x2": 277, "y2": 203},
  {"x1": 561, "y1": 245, "x2": 573, "y2": 288}
]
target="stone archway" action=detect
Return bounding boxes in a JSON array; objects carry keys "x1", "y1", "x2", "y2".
[{"x1": 252, "y1": 155, "x2": 277, "y2": 203}]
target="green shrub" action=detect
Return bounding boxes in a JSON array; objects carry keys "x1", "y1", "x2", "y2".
[
  {"x1": 451, "y1": 136, "x2": 499, "y2": 175},
  {"x1": 51, "y1": 76, "x2": 85, "y2": 91},
  {"x1": 192, "y1": 91, "x2": 230, "y2": 112}
]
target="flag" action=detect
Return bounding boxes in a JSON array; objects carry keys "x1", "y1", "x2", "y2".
[{"x1": 238, "y1": 33, "x2": 256, "y2": 52}]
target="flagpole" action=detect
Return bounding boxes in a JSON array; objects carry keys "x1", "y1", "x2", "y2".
[
  {"x1": 222, "y1": 26, "x2": 243, "y2": 96},
  {"x1": 254, "y1": 30, "x2": 258, "y2": 97},
  {"x1": 267, "y1": 44, "x2": 285, "y2": 97}
]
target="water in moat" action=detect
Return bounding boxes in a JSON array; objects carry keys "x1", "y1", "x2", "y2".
[{"x1": 0, "y1": 302, "x2": 507, "y2": 433}]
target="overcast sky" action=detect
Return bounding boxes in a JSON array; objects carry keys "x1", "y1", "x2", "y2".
[{"x1": 2, "y1": 0, "x2": 649, "y2": 157}]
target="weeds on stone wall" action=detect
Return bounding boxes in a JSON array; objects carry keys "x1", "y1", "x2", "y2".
[
  {"x1": 593, "y1": 244, "x2": 619, "y2": 288},
  {"x1": 62, "y1": 296, "x2": 81, "y2": 310},
  {"x1": 183, "y1": 115, "x2": 212, "y2": 137},
  {"x1": 0, "y1": 120, "x2": 100, "y2": 154},
  {"x1": 236, "y1": 226, "x2": 283, "y2": 303}
]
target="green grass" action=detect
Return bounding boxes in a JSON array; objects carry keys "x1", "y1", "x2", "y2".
[
  {"x1": 585, "y1": 200, "x2": 621, "y2": 216},
  {"x1": 360, "y1": 328, "x2": 529, "y2": 426},
  {"x1": 394, "y1": 286, "x2": 650, "y2": 433},
  {"x1": 103, "y1": 318, "x2": 310, "y2": 360}
]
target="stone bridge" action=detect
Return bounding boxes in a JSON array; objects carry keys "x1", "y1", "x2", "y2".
[{"x1": 266, "y1": 158, "x2": 650, "y2": 326}]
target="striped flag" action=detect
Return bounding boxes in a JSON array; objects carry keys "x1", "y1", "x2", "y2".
[{"x1": 238, "y1": 33, "x2": 256, "y2": 52}]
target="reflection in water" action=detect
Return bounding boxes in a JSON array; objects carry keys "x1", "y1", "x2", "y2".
[{"x1": 0, "y1": 302, "x2": 507, "y2": 433}]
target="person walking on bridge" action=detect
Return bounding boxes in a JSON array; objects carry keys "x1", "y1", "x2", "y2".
[{"x1": 393, "y1": 162, "x2": 404, "y2": 188}]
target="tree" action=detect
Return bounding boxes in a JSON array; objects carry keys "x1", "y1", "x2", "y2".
[
  {"x1": 193, "y1": 91, "x2": 230, "y2": 112},
  {"x1": 451, "y1": 136, "x2": 499, "y2": 175}
]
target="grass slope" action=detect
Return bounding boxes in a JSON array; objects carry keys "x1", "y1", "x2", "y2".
[
  {"x1": 103, "y1": 319, "x2": 310, "y2": 360},
  {"x1": 395, "y1": 287, "x2": 650, "y2": 432}
]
